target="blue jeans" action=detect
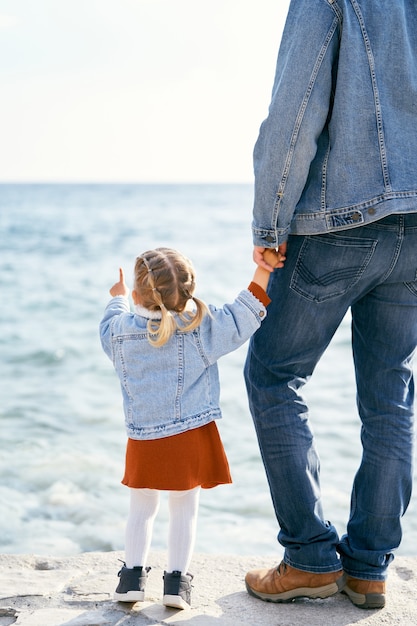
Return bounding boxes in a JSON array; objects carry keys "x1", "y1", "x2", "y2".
[{"x1": 244, "y1": 214, "x2": 417, "y2": 580}]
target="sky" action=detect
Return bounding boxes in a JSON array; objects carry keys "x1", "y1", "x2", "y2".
[{"x1": 0, "y1": 0, "x2": 289, "y2": 183}]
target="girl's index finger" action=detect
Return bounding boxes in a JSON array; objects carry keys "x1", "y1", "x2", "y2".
[{"x1": 119, "y1": 267, "x2": 125, "y2": 283}]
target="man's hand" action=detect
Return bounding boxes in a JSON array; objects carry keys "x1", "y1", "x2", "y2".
[
  {"x1": 253, "y1": 244, "x2": 287, "y2": 271},
  {"x1": 109, "y1": 268, "x2": 130, "y2": 298}
]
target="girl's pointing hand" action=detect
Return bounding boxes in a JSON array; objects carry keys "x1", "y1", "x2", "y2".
[{"x1": 110, "y1": 267, "x2": 130, "y2": 298}]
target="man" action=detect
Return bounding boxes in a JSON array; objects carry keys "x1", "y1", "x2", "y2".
[{"x1": 244, "y1": 0, "x2": 417, "y2": 610}]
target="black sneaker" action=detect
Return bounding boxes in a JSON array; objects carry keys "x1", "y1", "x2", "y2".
[
  {"x1": 114, "y1": 563, "x2": 151, "y2": 602},
  {"x1": 163, "y1": 570, "x2": 193, "y2": 609}
]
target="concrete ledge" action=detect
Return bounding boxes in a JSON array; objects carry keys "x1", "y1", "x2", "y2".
[{"x1": 1, "y1": 551, "x2": 417, "y2": 625}]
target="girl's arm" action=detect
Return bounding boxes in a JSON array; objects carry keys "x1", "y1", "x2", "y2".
[
  {"x1": 99, "y1": 268, "x2": 130, "y2": 360},
  {"x1": 198, "y1": 247, "x2": 283, "y2": 363}
]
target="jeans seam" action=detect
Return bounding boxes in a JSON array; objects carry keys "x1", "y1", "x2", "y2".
[{"x1": 377, "y1": 215, "x2": 404, "y2": 284}]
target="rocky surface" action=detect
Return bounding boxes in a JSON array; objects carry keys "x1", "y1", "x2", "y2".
[{"x1": 1, "y1": 551, "x2": 417, "y2": 625}]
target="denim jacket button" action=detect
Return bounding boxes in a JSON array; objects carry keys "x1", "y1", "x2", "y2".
[
  {"x1": 352, "y1": 212, "x2": 361, "y2": 221},
  {"x1": 368, "y1": 207, "x2": 376, "y2": 215},
  {"x1": 265, "y1": 235, "x2": 275, "y2": 243},
  {"x1": 259, "y1": 311, "x2": 265, "y2": 317}
]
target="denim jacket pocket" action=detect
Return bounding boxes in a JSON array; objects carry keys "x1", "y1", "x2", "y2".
[{"x1": 290, "y1": 233, "x2": 377, "y2": 302}]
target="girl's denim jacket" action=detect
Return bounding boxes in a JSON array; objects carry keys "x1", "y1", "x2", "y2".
[
  {"x1": 99, "y1": 290, "x2": 267, "y2": 440},
  {"x1": 253, "y1": 0, "x2": 417, "y2": 246}
]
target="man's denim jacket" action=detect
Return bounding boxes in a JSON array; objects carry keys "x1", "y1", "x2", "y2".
[
  {"x1": 253, "y1": 0, "x2": 417, "y2": 246},
  {"x1": 99, "y1": 291, "x2": 266, "y2": 440}
]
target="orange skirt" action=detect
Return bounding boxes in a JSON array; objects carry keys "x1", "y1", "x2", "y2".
[{"x1": 122, "y1": 421, "x2": 232, "y2": 490}]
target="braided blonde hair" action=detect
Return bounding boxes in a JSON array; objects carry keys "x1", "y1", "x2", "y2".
[{"x1": 134, "y1": 247, "x2": 210, "y2": 347}]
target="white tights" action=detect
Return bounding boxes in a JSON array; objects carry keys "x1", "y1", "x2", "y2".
[{"x1": 124, "y1": 486, "x2": 200, "y2": 573}]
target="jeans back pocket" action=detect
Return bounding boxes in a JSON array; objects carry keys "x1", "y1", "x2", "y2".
[{"x1": 290, "y1": 234, "x2": 377, "y2": 302}]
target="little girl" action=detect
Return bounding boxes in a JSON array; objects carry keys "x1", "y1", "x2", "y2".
[{"x1": 99, "y1": 246, "x2": 282, "y2": 609}]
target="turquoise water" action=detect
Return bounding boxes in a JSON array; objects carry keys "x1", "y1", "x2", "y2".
[{"x1": 0, "y1": 183, "x2": 416, "y2": 557}]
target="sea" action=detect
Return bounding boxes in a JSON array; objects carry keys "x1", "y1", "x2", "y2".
[{"x1": 1, "y1": 183, "x2": 416, "y2": 559}]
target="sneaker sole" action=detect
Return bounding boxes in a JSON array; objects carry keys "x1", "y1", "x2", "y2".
[
  {"x1": 342, "y1": 587, "x2": 385, "y2": 609},
  {"x1": 246, "y1": 579, "x2": 343, "y2": 603},
  {"x1": 163, "y1": 594, "x2": 190, "y2": 610},
  {"x1": 114, "y1": 590, "x2": 145, "y2": 602}
]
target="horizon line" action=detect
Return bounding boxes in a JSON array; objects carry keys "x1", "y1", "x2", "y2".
[{"x1": 0, "y1": 180, "x2": 254, "y2": 186}]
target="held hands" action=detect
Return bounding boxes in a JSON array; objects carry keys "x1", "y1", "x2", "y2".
[
  {"x1": 109, "y1": 268, "x2": 130, "y2": 298},
  {"x1": 251, "y1": 244, "x2": 287, "y2": 292},
  {"x1": 254, "y1": 244, "x2": 287, "y2": 271}
]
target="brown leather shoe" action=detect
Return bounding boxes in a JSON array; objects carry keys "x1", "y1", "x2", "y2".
[
  {"x1": 245, "y1": 561, "x2": 344, "y2": 603},
  {"x1": 342, "y1": 575, "x2": 385, "y2": 609}
]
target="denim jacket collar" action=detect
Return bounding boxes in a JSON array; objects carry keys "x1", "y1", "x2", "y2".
[
  {"x1": 134, "y1": 304, "x2": 161, "y2": 319},
  {"x1": 134, "y1": 301, "x2": 196, "y2": 320}
]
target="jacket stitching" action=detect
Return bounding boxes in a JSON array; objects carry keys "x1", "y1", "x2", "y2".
[
  {"x1": 351, "y1": 0, "x2": 391, "y2": 192},
  {"x1": 273, "y1": 15, "x2": 340, "y2": 239}
]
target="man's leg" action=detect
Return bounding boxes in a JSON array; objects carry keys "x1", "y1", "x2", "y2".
[
  {"x1": 339, "y1": 280, "x2": 417, "y2": 578},
  {"x1": 244, "y1": 232, "x2": 370, "y2": 572}
]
